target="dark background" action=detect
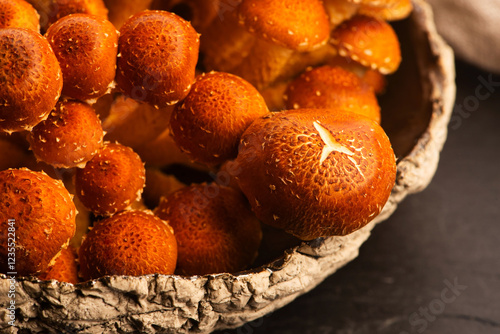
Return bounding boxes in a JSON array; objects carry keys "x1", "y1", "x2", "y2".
[{"x1": 215, "y1": 60, "x2": 500, "y2": 334}]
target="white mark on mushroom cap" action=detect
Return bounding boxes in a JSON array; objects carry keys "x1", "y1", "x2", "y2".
[{"x1": 313, "y1": 121, "x2": 354, "y2": 165}]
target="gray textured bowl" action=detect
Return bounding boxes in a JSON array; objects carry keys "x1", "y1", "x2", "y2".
[{"x1": 0, "y1": 1, "x2": 455, "y2": 333}]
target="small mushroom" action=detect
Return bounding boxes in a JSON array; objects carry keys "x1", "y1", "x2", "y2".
[
  {"x1": 0, "y1": 28, "x2": 62, "y2": 133},
  {"x1": 284, "y1": 65, "x2": 381, "y2": 123},
  {"x1": 0, "y1": 0, "x2": 40, "y2": 32},
  {"x1": 115, "y1": 10, "x2": 200, "y2": 108},
  {"x1": 78, "y1": 210, "x2": 177, "y2": 280},
  {"x1": 28, "y1": 99, "x2": 104, "y2": 169},
  {"x1": 0, "y1": 168, "x2": 77, "y2": 276},
  {"x1": 45, "y1": 14, "x2": 118, "y2": 102},
  {"x1": 154, "y1": 183, "x2": 262, "y2": 276},
  {"x1": 233, "y1": 108, "x2": 396, "y2": 240},
  {"x1": 170, "y1": 71, "x2": 269, "y2": 166},
  {"x1": 75, "y1": 142, "x2": 146, "y2": 216},
  {"x1": 330, "y1": 14, "x2": 402, "y2": 74}
]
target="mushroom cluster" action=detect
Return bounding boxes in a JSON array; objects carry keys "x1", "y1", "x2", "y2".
[{"x1": 0, "y1": 0, "x2": 409, "y2": 283}]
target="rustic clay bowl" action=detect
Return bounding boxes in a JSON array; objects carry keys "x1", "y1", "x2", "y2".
[{"x1": 0, "y1": 0, "x2": 455, "y2": 333}]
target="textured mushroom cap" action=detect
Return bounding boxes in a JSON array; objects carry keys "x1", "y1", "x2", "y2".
[
  {"x1": 154, "y1": 184, "x2": 262, "y2": 276},
  {"x1": 0, "y1": 28, "x2": 62, "y2": 133},
  {"x1": 0, "y1": 169, "x2": 77, "y2": 276},
  {"x1": 170, "y1": 71, "x2": 269, "y2": 166},
  {"x1": 358, "y1": 0, "x2": 413, "y2": 21},
  {"x1": 0, "y1": 0, "x2": 40, "y2": 32},
  {"x1": 29, "y1": 100, "x2": 104, "y2": 168},
  {"x1": 331, "y1": 15, "x2": 402, "y2": 74},
  {"x1": 79, "y1": 210, "x2": 177, "y2": 280},
  {"x1": 284, "y1": 65, "x2": 381, "y2": 123},
  {"x1": 45, "y1": 14, "x2": 118, "y2": 101},
  {"x1": 115, "y1": 10, "x2": 200, "y2": 108},
  {"x1": 234, "y1": 109, "x2": 396, "y2": 240},
  {"x1": 75, "y1": 142, "x2": 146, "y2": 216},
  {"x1": 238, "y1": 0, "x2": 330, "y2": 52},
  {"x1": 38, "y1": 246, "x2": 79, "y2": 284}
]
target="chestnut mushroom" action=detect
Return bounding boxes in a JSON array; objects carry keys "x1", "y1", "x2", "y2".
[
  {"x1": 75, "y1": 142, "x2": 146, "y2": 216},
  {"x1": 79, "y1": 210, "x2": 177, "y2": 280},
  {"x1": 0, "y1": 168, "x2": 77, "y2": 276},
  {"x1": 0, "y1": 28, "x2": 62, "y2": 133},
  {"x1": 170, "y1": 71, "x2": 269, "y2": 166},
  {"x1": 28, "y1": 99, "x2": 104, "y2": 168},
  {"x1": 284, "y1": 65, "x2": 381, "y2": 123},
  {"x1": 45, "y1": 14, "x2": 118, "y2": 102},
  {"x1": 330, "y1": 14, "x2": 402, "y2": 75},
  {"x1": 232, "y1": 0, "x2": 331, "y2": 89},
  {"x1": 154, "y1": 183, "x2": 262, "y2": 276},
  {"x1": 232, "y1": 109, "x2": 396, "y2": 240},
  {"x1": 0, "y1": 0, "x2": 40, "y2": 32},
  {"x1": 115, "y1": 10, "x2": 200, "y2": 108}
]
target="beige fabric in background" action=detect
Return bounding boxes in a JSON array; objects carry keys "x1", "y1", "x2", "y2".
[{"x1": 427, "y1": 0, "x2": 500, "y2": 73}]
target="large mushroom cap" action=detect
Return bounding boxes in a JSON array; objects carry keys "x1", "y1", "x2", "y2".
[
  {"x1": 234, "y1": 108, "x2": 396, "y2": 240},
  {"x1": 238, "y1": 0, "x2": 331, "y2": 52}
]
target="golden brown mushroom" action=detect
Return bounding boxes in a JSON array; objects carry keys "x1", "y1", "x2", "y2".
[
  {"x1": 115, "y1": 10, "x2": 200, "y2": 108},
  {"x1": 45, "y1": 14, "x2": 118, "y2": 102},
  {"x1": 0, "y1": 28, "x2": 62, "y2": 133},
  {"x1": 0, "y1": 168, "x2": 77, "y2": 276},
  {"x1": 170, "y1": 71, "x2": 269, "y2": 166},
  {"x1": 284, "y1": 65, "x2": 381, "y2": 123},
  {"x1": 0, "y1": 0, "x2": 40, "y2": 32},
  {"x1": 154, "y1": 183, "x2": 262, "y2": 275},
  {"x1": 232, "y1": 108, "x2": 396, "y2": 240},
  {"x1": 330, "y1": 15, "x2": 402, "y2": 74}
]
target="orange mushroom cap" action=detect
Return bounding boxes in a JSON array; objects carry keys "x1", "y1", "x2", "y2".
[
  {"x1": 154, "y1": 183, "x2": 262, "y2": 276},
  {"x1": 234, "y1": 109, "x2": 396, "y2": 240},
  {"x1": 0, "y1": 168, "x2": 77, "y2": 276},
  {"x1": 79, "y1": 210, "x2": 177, "y2": 280},
  {"x1": 331, "y1": 15, "x2": 401, "y2": 74},
  {"x1": 45, "y1": 14, "x2": 118, "y2": 101},
  {"x1": 284, "y1": 65, "x2": 381, "y2": 123},
  {"x1": 29, "y1": 100, "x2": 104, "y2": 168},
  {"x1": 238, "y1": 0, "x2": 331, "y2": 52},
  {"x1": 0, "y1": 28, "x2": 62, "y2": 133},
  {"x1": 115, "y1": 10, "x2": 200, "y2": 108},
  {"x1": 0, "y1": 0, "x2": 40, "y2": 32},
  {"x1": 38, "y1": 246, "x2": 79, "y2": 284},
  {"x1": 75, "y1": 142, "x2": 146, "y2": 216},
  {"x1": 170, "y1": 71, "x2": 269, "y2": 166}
]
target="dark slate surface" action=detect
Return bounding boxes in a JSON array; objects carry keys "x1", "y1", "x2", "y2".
[{"x1": 215, "y1": 61, "x2": 500, "y2": 334}]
